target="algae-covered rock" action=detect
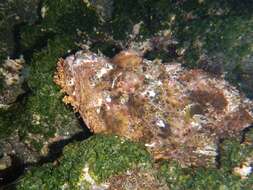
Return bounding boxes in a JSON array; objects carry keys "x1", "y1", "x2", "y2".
[
  {"x1": 84, "y1": 0, "x2": 114, "y2": 21},
  {"x1": 0, "y1": 0, "x2": 40, "y2": 61},
  {"x1": 17, "y1": 129, "x2": 253, "y2": 190},
  {"x1": 0, "y1": 58, "x2": 25, "y2": 110},
  {"x1": 0, "y1": 37, "x2": 82, "y2": 166},
  {"x1": 20, "y1": 0, "x2": 99, "y2": 52},
  {"x1": 158, "y1": 130, "x2": 253, "y2": 189},
  {"x1": 1, "y1": 0, "x2": 253, "y2": 189},
  {"x1": 0, "y1": 0, "x2": 101, "y2": 166},
  {"x1": 170, "y1": 1, "x2": 253, "y2": 98},
  {"x1": 17, "y1": 135, "x2": 152, "y2": 190}
]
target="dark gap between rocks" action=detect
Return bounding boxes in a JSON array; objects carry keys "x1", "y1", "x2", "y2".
[
  {"x1": 0, "y1": 155, "x2": 24, "y2": 190},
  {"x1": 0, "y1": 3, "x2": 94, "y2": 188},
  {"x1": 215, "y1": 124, "x2": 253, "y2": 169},
  {"x1": 240, "y1": 124, "x2": 253, "y2": 144},
  {"x1": 215, "y1": 138, "x2": 223, "y2": 169},
  {"x1": 11, "y1": 22, "x2": 25, "y2": 60},
  {"x1": 0, "y1": 113, "x2": 93, "y2": 190},
  {"x1": 37, "y1": 113, "x2": 92, "y2": 165}
]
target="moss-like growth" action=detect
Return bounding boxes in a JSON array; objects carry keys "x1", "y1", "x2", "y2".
[
  {"x1": 109, "y1": 0, "x2": 173, "y2": 39},
  {"x1": 170, "y1": 165, "x2": 251, "y2": 189},
  {"x1": 175, "y1": 15, "x2": 253, "y2": 66},
  {"x1": 1, "y1": 0, "x2": 253, "y2": 188},
  {"x1": 19, "y1": 36, "x2": 81, "y2": 149},
  {"x1": 158, "y1": 128, "x2": 253, "y2": 189},
  {"x1": 18, "y1": 131, "x2": 253, "y2": 189},
  {"x1": 220, "y1": 138, "x2": 253, "y2": 172},
  {"x1": 159, "y1": 161, "x2": 252, "y2": 190},
  {"x1": 0, "y1": 36, "x2": 81, "y2": 151},
  {"x1": 17, "y1": 135, "x2": 151, "y2": 189},
  {"x1": 20, "y1": 0, "x2": 100, "y2": 53},
  {"x1": 0, "y1": 104, "x2": 24, "y2": 139},
  {"x1": 170, "y1": 1, "x2": 253, "y2": 97},
  {"x1": 0, "y1": 0, "x2": 101, "y2": 153}
]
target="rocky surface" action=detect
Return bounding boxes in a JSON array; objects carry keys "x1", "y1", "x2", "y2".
[
  {"x1": 0, "y1": 0, "x2": 40, "y2": 61},
  {"x1": 0, "y1": 57, "x2": 25, "y2": 110},
  {"x1": 0, "y1": 0, "x2": 253, "y2": 189},
  {"x1": 16, "y1": 135, "x2": 152, "y2": 190},
  {"x1": 84, "y1": 0, "x2": 114, "y2": 21},
  {"x1": 107, "y1": 167, "x2": 168, "y2": 190},
  {"x1": 17, "y1": 129, "x2": 253, "y2": 190}
]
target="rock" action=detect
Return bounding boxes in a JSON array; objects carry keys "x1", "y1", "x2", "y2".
[
  {"x1": 16, "y1": 135, "x2": 151, "y2": 190},
  {"x1": 107, "y1": 167, "x2": 168, "y2": 190},
  {"x1": 0, "y1": 131, "x2": 39, "y2": 164},
  {"x1": 0, "y1": 0, "x2": 100, "y2": 174},
  {"x1": 84, "y1": 0, "x2": 114, "y2": 21},
  {"x1": 0, "y1": 0, "x2": 40, "y2": 60},
  {"x1": 0, "y1": 58, "x2": 25, "y2": 110},
  {"x1": 54, "y1": 49, "x2": 253, "y2": 167},
  {"x1": 0, "y1": 155, "x2": 11, "y2": 170},
  {"x1": 0, "y1": 38, "x2": 83, "y2": 169},
  {"x1": 234, "y1": 160, "x2": 253, "y2": 179}
]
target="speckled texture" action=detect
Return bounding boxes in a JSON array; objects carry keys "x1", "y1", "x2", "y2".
[
  {"x1": 54, "y1": 50, "x2": 253, "y2": 166},
  {"x1": 0, "y1": 58, "x2": 25, "y2": 109}
]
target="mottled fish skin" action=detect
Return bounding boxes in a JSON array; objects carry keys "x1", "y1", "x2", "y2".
[{"x1": 54, "y1": 50, "x2": 253, "y2": 167}]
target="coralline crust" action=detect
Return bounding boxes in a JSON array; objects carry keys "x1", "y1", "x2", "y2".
[
  {"x1": 0, "y1": 58, "x2": 25, "y2": 108},
  {"x1": 54, "y1": 50, "x2": 253, "y2": 166}
]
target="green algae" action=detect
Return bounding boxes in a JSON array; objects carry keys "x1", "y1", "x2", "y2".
[
  {"x1": 0, "y1": 0, "x2": 101, "y2": 152},
  {"x1": 0, "y1": 36, "x2": 80, "y2": 151},
  {"x1": 158, "y1": 159, "x2": 251, "y2": 189},
  {"x1": 17, "y1": 130, "x2": 253, "y2": 189},
  {"x1": 17, "y1": 135, "x2": 151, "y2": 190},
  {"x1": 158, "y1": 128, "x2": 253, "y2": 190},
  {"x1": 220, "y1": 139, "x2": 252, "y2": 172},
  {"x1": 0, "y1": 0, "x2": 252, "y2": 188},
  {"x1": 169, "y1": 1, "x2": 253, "y2": 97},
  {"x1": 20, "y1": 0, "x2": 100, "y2": 52},
  {"x1": 15, "y1": 0, "x2": 102, "y2": 150}
]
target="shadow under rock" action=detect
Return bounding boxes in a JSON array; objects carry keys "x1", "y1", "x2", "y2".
[
  {"x1": 36, "y1": 112, "x2": 93, "y2": 165},
  {"x1": 0, "y1": 113, "x2": 92, "y2": 190}
]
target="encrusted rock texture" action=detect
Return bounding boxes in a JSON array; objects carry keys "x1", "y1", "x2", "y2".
[
  {"x1": 0, "y1": 58, "x2": 25, "y2": 109},
  {"x1": 54, "y1": 50, "x2": 253, "y2": 167}
]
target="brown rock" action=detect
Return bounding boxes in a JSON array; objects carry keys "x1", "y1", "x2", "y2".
[{"x1": 107, "y1": 167, "x2": 168, "y2": 190}]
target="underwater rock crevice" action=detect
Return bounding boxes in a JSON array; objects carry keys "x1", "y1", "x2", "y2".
[
  {"x1": 37, "y1": 131, "x2": 92, "y2": 165},
  {"x1": 0, "y1": 112, "x2": 93, "y2": 189},
  {"x1": 215, "y1": 138, "x2": 223, "y2": 169},
  {"x1": 240, "y1": 124, "x2": 253, "y2": 144},
  {"x1": 32, "y1": 112, "x2": 93, "y2": 166},
  {"x1": 0, "y1": 155, "x2": 25, "y2": 190},
  {"x1": 12, "y1": 22, "x2": 26, "y2": 60}
]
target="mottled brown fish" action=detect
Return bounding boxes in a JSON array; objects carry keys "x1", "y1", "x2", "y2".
[{"x1": 54, "y1": 50, "x2": 253, "y2": 167}]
